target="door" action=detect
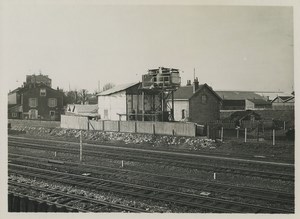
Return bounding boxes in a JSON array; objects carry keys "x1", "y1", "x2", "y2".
[{"x1": 29, "y1": 109, "x2": 38, "y2": 119}]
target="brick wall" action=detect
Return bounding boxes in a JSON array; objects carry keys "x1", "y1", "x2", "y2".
[{"x1": 189, "y1": 86, "x2": 221, "y2": 124}]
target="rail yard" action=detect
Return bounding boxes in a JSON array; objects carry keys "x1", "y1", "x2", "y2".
[{"x1": 7, "y1": 127, "x2": 294, "y2": 213}]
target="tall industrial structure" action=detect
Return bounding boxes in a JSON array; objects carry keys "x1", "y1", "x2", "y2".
[{"x1": 140, "y1": 67, "x2": 181, "y2": 121}]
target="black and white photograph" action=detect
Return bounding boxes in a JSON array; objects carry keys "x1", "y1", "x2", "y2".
[{"x1": 0, "y1": 0, "x2": 298, "y2": 217}]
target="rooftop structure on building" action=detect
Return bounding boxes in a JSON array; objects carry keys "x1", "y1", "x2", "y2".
[{"x1": 25, "y1": 73, "x2": 52, "y2": 87}]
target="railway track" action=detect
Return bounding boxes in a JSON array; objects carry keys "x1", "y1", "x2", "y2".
[
  {"x1": 8, "y1": 162, "x2": 294, "y2": 213},
  {"x1": 9, "y1": 180, "x2": 146, "y2": 212},
  {"x1": 8, "y1": 138, "x2": 295, "y2": 181},
  {"x1": 9, "y1": 136, "x2": 294, "y2": 165},
  {"x1": 9, "y1": 153, "x2": 294, "y2": 206}
]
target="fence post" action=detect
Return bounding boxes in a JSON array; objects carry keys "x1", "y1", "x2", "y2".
[
  {"x1": 79, "y1": 130, "x2": 83, "y2": 162},
  {"x1": 102, "y1": 120, "x2": 105, "y2": 131},
  {"x1": 207, "y1": 125, "x2": 210, "y2": 138},
  {"x1": 172, "y1": 129, "x2": 175, "y2": 136},
  {"x1": 135, "y1": 121, "x2": 137, "y2": 133},
  {"x1": 283, "y1": 121, "x2": 286, "y2": 130},
  {"x1": 273, "y1": 129, "x2": 275, "y2": 146},
  {"x1": 244, "y1": 128, "x2": 247, "y2": 143},
  {"x1": 221, "y1": 127, "x2": 223, "y2": 142},
  {"x1": 153, "y1": 124, "x2": 155, "y2": 135},
  {"x1": 118, "y1": 120, "x2": 120, "y2": 132},
  {"x1": 237, "y1": 128, "x2": 239, "y2": 138}
]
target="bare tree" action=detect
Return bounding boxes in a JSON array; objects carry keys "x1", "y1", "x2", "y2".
[
  {"x1": 78, "y1": 89, "x2": 89, "y2": 104},
  {"x1": 102, "y1": 83, "x2": 115, "y2": 91}
]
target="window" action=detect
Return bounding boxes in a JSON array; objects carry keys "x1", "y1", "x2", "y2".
[
  {"x1": 12, "y1": 112, "x2": 18, "y2": 118},
  {"x1": 40, "y1": 88, "x2": 46, "y2": 96},
  {"x1": 29, "y1": 98, "x2": 38, "y2": 107},
  {"x1": 181, "y1": 109, "x2": 185, "y2": 119},
  {"x1": 104, "y1": 109, "x2": 108, "y2": 118},
  {"x1": 50, "y1": 111, "x2": 55, "y2": 116},
  {"x1": 48, "y1": 98, "x2": 57, "y2": 107},
  {"x1": 201, "y1": 95, "x2": 207, "y2": 104}
]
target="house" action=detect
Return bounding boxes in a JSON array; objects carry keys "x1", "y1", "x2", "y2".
[
  {"x1": 245, "y1": 99, "x2": 272, "y2": 110},
  {"x1": 8, "y1": 74, "x2": 64, "y2": 121},
  {"x1": 66, "y1": 104, "x2": 98, "y2": 118},
  {"x1": 215, "y1": 91, "x2": 265, "y2": 110},
  {"x1": 272, "y1": 96, "x2": 294, "y2": 110},
  {"x1": 171, "y1": 78, "x2": 222, "y2": 124},
  {"x1": 97, "y1": 82, "x2": 161, "y2": 121}
]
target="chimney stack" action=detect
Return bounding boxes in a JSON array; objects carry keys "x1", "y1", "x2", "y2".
[
  {"x1": 193, "y1": 77, "x2": 199, "y2": 93},
  {"x1": 187, "y1": 80, "x2": 191, "y2": 86}
]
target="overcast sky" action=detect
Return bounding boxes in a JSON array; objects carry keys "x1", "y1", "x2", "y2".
[{"x1": 1, "y1": 3, "x2": 294, "y2": 93}]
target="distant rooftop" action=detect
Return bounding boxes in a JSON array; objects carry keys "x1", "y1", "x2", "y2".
[{"x1": 215, "y1": 91, "x2": 264, "y2": 100}]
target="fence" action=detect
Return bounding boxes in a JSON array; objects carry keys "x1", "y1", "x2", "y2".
[
  {"x1": 8, "y1": 119, "x2": 60, "y2": 128},
  {"x1": 205, "y1": 119, "x2": 293, "y2": 142},
  {"x1": 61, "y1": 115, "x2": 196, "y2": 137}
]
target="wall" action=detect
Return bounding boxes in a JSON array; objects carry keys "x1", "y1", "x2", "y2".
[
  {"x1": 61, "y1": 115, "x2": 88, "y2": 129},
  {"x1": 62, "y1": 115, "x2": 196, "y2": 136},
  {"x1": 172, "y1": 100, "x2": 189, "y2": 121},
  {"x1": 245, "y1": 99, "x2": 255, "y2": 110},
  {"x1": 98, "y1": 91, "x2": 126, "y2": 121},
  {"x1": 8, "y1": 93, "x2": 17, "y2": 104},
  {"x1": 189, "y1": 86, "x2": 221, "y2": 124},
  {"x1": 8, "y1": 119, "x2": 60, "y2": 128}
]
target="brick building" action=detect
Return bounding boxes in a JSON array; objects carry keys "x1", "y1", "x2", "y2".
[
  {"x1": 171, "y1": 79, "x2": 222, "y2": 124},
  {"x1": 8, "y1": 74, "x2": 64, "y2": 121}
]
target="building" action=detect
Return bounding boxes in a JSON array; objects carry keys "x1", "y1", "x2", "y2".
[
  {"x1": 216, "y1": 91, "x2": 265, "y2": 110},
  {"x1": 272, "y1": 96, "x2": 294, "y2": 110},
  {"x1": 66, "y1": 104, "x2": 98, "y2": 118},
  {"x1": 171, "y1": 79, "x2": 222, "y2": 124},
  {"x1": 245, "y1": 99, "x2": 272, "y2": 110},
  {"x1": 97, "y1": 82, "x2": 162, "y2": 121},
  {"x1": 8, "y1": 74, "x2": 64, "y2": 121}
]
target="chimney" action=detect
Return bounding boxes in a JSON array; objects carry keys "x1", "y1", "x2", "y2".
[
  {"x1": 186, "y1": 80, "x2": 191, "y2": 86},
  {"x1": 193, "y1": 77, "x2": 199, "y2": 93}
]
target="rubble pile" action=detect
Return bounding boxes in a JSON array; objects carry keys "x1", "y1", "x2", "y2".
[{"x1": 10, "y1": 125, "x2": 217, "y2": 151}]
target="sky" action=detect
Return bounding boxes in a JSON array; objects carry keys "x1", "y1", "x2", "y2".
[{"x1": 0, "y1": 2, "x2": 294, "y2": 93}]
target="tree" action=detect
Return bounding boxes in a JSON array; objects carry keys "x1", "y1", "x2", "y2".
[
  {"x1": 102, "y1": 83, "x2": 115, "y2": 91},
  {"x1": 64, "y1": 90, "x2": 78, "y2": 104},
  {"x1": 78, "y1": 89, "x2": 89, "y2": 104}
]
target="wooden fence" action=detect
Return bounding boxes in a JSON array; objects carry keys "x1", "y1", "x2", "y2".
[{"x1": 61, "y1": 115, "x2": 196, "y2": 137}]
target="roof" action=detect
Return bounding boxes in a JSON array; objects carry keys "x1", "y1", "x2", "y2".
[
  {"x1": 97, "y1": 82, "x2": 139, "y2": 96},
  {"x1": 229, "y1": 110, "x2": 261, "y2": 122},
  {"x1": 8, "y1": 104, "x2": 23, "y2": 112},
  {"x1": 67, "y1": 104, "x2": 98, "y2": 113},
  {"x1": 173, "y1": 84, "x2": 222, "y2": 101},
  {"x1": 271, "y1": 95, "x2": 294, "y2": 103},
  {"x1": 247, "y1": 99, "x2": 271, "y2": 105},
  {"x1": 216, "y1": 91, "x2": 264, "y2": 100}
]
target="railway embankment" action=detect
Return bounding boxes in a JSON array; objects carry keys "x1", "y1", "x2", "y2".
[{"x1": 9, "y1": 125, "x2": 294, "y2": 162}]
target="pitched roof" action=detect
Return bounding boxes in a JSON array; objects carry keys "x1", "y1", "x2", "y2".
[
  {"x1": 271, "y1": 95, "x2": 294, "y2": 103},
  {"x1": 216, "y1": 91, "x2": 264, "y2": 100},
  {"x1": 8, "y1": 104, "x2": 23, "y2": 112},
  {"x1": 97, "y1": 82, "x2": 139, "y2": 96},
  {"x1": 229, "y1": 110, "x2": 261, "y2": 121},
  {"x1": 173, "y1": 84, "x2": 222, "y2": 101},
  {"x1": 67, "y1": 104, "x2": 98, "y2": 113},
  {"x1": 247, "y1": 99, "x2": 271, "y2": 105},
  {"x1": 279, "y1": 96, "x2": 293, "y2": 101}
]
